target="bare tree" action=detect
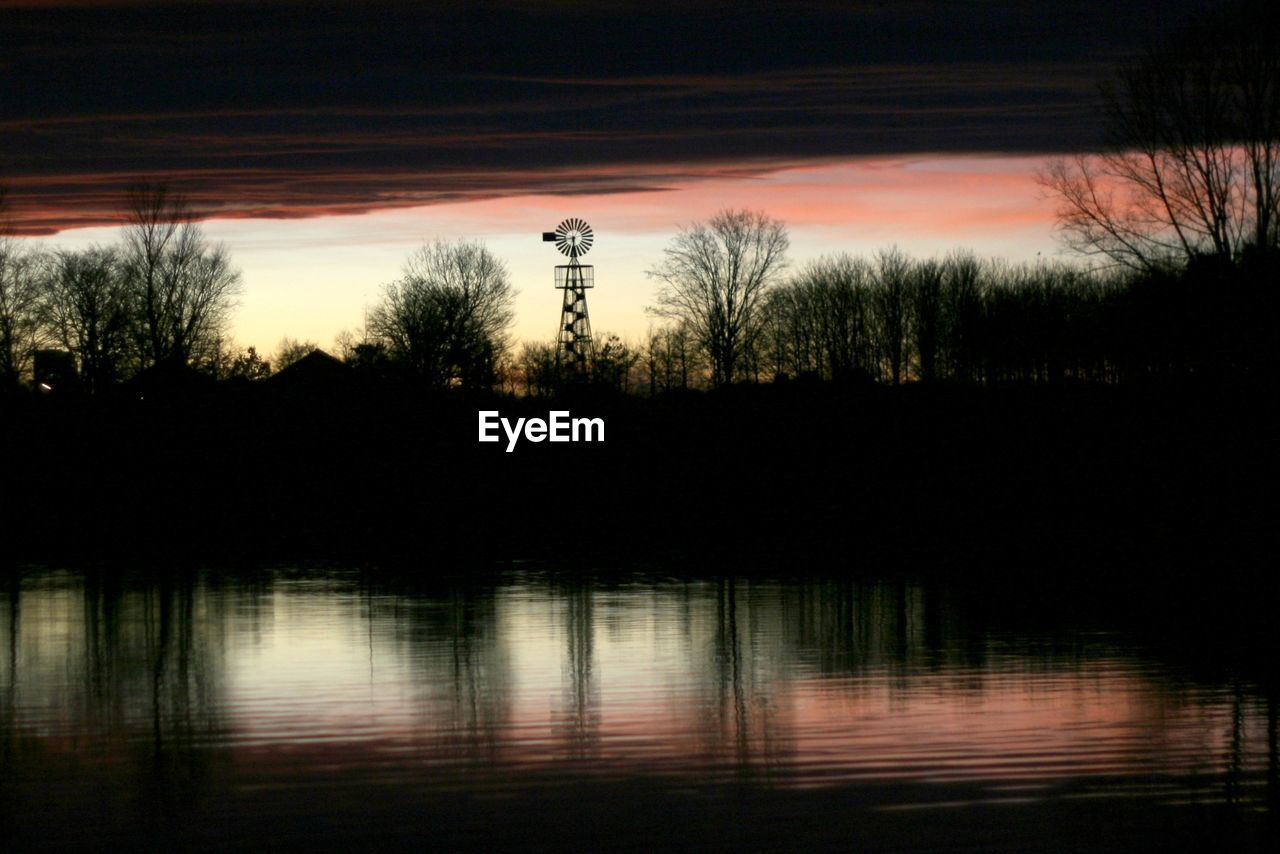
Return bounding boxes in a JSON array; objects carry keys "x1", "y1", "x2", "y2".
[
  {"x1": 666, "y1": 322, "x2": 697, "y2": 389},
  {"x1": 1039, "y1": 1, "x2": 1280, "y2": 270},
  {"x1": 42, "y1": 247, "x2": 132, "y2": 393},
  {"x1": 765, "y1": 254, "x2": 877, "y2": 382},
  {"x1": 228, "y1": 346, "x2": 272, "y2": 380},
  {"x1": 940, "y1": 250, "x2": 985, "y2": 382},
  {"x1": 495, "y1": 351, "x2": 521, "y2": 396},
  {"x1": 647, "y1": 208, "x2": 789, "y2": 386},
  {"x1": 643, "y1": 326, "x2": 662, "y2": 394},
  {"x1": 641, "y1": 322, "x2": 700, "y2": 392},
  {"x1": 816, "y1": 254, "x2": 875, "y2": 381},
  {"x1": 332, "y1": 328, "x2": 364, "y2": 362},
  {"x1": 759, "y1": 288, "x2": 796, "y2": 379},
  {"x1": 871, "y1": 247, "x2": 911, "y2": 385},
  {"x1": 0, "y1": 235, "x2": 45, "y2": 387},
  {"x1": 591, "y1": 332, "x2": 640, "y2": 393},
  {"x1": 121, "y1": 184, "x2": 241, "y2": 370},
  {"x1": 368, "y1": 238, "x2": 515, "y2": 389},
  {"x1": 909, "y1": 259, "x2": 943, "y2": 382},
  {"x1": 517, "y1": 340, "x2": 558, "y2": 397}
]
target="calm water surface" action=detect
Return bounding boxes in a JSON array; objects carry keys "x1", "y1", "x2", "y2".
[{"x1": 1, "y1": 568, "x2": 1274, "y2": 850}]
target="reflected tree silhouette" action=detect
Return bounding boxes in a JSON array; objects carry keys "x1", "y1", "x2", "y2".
[
  {"x1": 1226, "y1": 680, "x2": 1244, "y2": 805},
  {"x1": 1268, "y1": 691, "x2": 1278, "y2": 811},
  {"x1": 699, "y1": 578, "x2": 790, "y2": 780},
  {"x1": 1, "y1": 574, "x2": 18, "y2": 767},
  {"x1": 393, "y1": 581, "x2": 513, "y2": 764},
  {"x1": 0, "y1": 571, "x2": 231, "y2": 821},
  {"x1": 1, "y1": 568, "x2": 1277, "y2": 848},
  {"x1": 712, "y1": 577, "x2": 748, "y2": 770},
  {"x1": 556, "y1": 580, "x2": 600, "y2": 759}
]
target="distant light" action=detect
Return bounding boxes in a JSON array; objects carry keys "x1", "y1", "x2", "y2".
[{"x1": 38, "y1": 382, "x2": 52, "y2": 392}]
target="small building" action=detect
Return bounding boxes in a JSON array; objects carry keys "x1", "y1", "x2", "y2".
[{"x1": 267, "y1": 349, "x2": 350, "y2": 389}]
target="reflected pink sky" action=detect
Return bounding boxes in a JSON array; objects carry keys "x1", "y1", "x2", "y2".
[{"x1": 7, "y1": 573, "x2": 1266, "y2": 804}]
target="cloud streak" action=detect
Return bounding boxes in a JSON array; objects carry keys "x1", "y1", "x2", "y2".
[{"x1": 1, "y1": 1, "x2": 1206, "y2": 235}]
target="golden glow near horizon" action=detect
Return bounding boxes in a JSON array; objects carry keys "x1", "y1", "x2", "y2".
[{"x1": 26, "y1": 156, "x2": 1059, "y2": 356}]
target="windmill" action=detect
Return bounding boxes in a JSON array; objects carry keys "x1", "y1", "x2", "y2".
[{"x1": 542, "y1": 218, "x2": 595, "y2": 373}]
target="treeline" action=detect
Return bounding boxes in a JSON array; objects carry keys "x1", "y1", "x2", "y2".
[
  {"x1": 757, "y1": 249, "x2": 1274, "y2": 386},
  {"x1": 3, "y1": 196, "x2": 1275, "y2": 402},
  {"x1": 0, "y1": 186, "x2": 241, "y2": 394},
  {"x1": 514, "y1": 249, "x2": 1275, "y2": 396}
]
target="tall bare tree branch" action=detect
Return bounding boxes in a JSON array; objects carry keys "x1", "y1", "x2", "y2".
[
  {"x1": 646, "y1": 208, "x2": 789, "y2": 386},
  {"x1": 1040, "y1": 1, "x2": 1280, "y2": 271}
]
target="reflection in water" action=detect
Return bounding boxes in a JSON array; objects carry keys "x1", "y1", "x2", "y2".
[
  {"x1": 394, "y1": 582, "x2": 512, "y2": 764},
  {"x1": 0, "y1": 568, "x2": 1275, "y2": 847},
  {"x1": 555, "y1": 579, "x2": 599, "y2": 759}
]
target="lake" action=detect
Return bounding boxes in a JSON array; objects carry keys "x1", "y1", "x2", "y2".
[{"x1": 1, "y1": 566, "x2": 1274, "y2": 851}]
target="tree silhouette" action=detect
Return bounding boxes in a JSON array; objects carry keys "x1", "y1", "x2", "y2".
[
  {"x1": 0, "y1": 235, "x2": 44, "y2": 388},
  {"x1": 758, "y1": 248, "x2": 1198, "y2": 385},
  {"x1": 910, "y1": 259, "x2": 943, "y2": 382},
  {"x1": 591, "y1": 333, "x2": 640, "y2": 393},
  {"x1": 647, "y1": 209, "x2": 789, "y2": 386},
  {"x1": 121, "y1": 185, "x2": 241, "y2": 370},
  {"x1": 939, "y1": 250, "x2": 985, "y2": 382},
  {"x1": 368, "y1": 239, "x2": 515, "y2": 389},
  {"x1": 872, "y1": 248, "x2": 911, "y2": 385},
  {"x1": 227, "y1": 346, "x2": 271, "y2": 380},
  {"x1": 763, "y1": 254, "x2": 877, "y2": 382},
  {"x1": 42, "y1": 247, "x2": 132, "y2": 393},
  {"x1": 1040, "y1": 1, "x2": 1280, "y2": 271},
  {"x1": 642, "y1": 323, "x2": 698, "y2": 392},
  {"x1": 517, "y1": 340, "x2": 558, "y2": 397}
]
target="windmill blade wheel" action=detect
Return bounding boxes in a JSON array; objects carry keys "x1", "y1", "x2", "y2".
[{"x1": 554, "y1": 218, "x2": 593, "y2": 258}]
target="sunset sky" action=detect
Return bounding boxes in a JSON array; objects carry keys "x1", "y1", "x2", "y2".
[{"x1": 2, "y1": 0, "x2": 1212, "y2": 350}]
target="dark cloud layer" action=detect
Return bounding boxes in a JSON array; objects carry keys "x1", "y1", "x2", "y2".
[{"x1": 1, "y1": 0, "x2": 1213, "y2": 234}]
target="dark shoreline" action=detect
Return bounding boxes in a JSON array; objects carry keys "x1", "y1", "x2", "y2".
[{"x1": 3, "y1": 376, "x2": 1270, "y2": 580}]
